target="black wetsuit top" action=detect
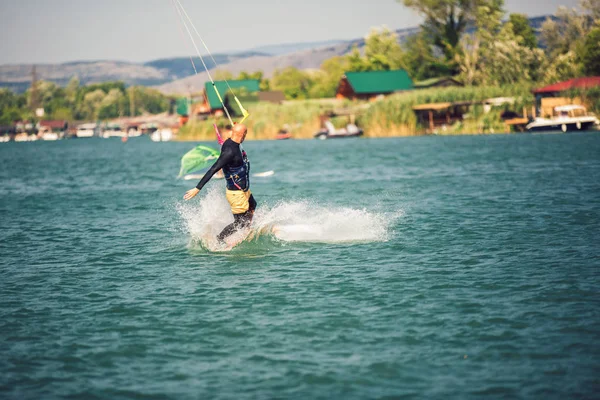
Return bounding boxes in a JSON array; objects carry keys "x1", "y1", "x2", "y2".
[{"x1": 195, "y1": 138, "x2": 244, "y2": 191}]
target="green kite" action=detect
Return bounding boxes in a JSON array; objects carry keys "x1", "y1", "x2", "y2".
[{"x1": 178, "y1": 145, "x2": 220, "y2": 178}]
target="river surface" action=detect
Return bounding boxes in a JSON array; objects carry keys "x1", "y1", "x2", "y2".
[{"x1": 1, "y1": 133, "x2": 599, "y2": 399}]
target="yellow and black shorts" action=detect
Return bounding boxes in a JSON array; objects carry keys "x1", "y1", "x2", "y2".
[{"x1": 225, "y1": 189, "x2": 256, "y2": 215}]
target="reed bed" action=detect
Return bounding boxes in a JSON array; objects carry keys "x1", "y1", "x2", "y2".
[
  {"x1": 176, "y1": 85, "x2": 537, "y2": 141},
  {"x1": 177, "y1": 101, "x2": 330, "y2": 141},
  {"x1": 360, "y1": 85, "x2": 536, "y2": 135}
]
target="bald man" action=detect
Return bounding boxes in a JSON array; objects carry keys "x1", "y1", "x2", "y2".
[{"x1": 184, "y1": 124, "x2": 257, "y2": 243}]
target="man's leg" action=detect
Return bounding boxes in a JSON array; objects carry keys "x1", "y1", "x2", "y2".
[
  {"x1": 218, "y1": 191, "x2": 257, "y2": 243},
  {"x1": 216, "y1": 218, "x2": 238, "y2": 242},
  {"x1": 217, "y1": 211, "x2": 252, "y2": 242},
  {"x1": 248, "y1": 194, "x2": 257, "y2": 213}
]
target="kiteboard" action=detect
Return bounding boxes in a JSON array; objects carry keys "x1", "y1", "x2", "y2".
[
  {"x1": 213, "y1": 224, "x2": 275, "y2": 251},
  {"x1": 218, "y1": 228, "x2": 253, "y2": 251},
  {"x1": 253, "y1": 170, "x2": 274, "y2": 177}
]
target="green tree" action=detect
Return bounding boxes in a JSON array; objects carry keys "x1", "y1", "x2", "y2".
[
  {"x1": 75, "y1": 81, "x2": 125, "y2": 118},
  {"x1": 475, "y1": 0, "x2": 505, "y2": 43},
  {"x1": 580, "y1": 27, "x2": 600, "y2": 75},
  {"x1": 541, "y1": 51, "x2": 582, "y2": 84},
  {"x1": 78, "y1": 82, "x2": 125, "y2": 100},
  {"x1": 237, "y1": 71, "x2": 263, "y2": 81},
  {"x1": 237, "y1": 71, "x2": 270, "y2": 90},
  {"x1": 25, "y1": 80, "x2": 72, "y2": 117},
  {"x1": 346, "y1": 47, "x2": 369, "y2": 72},
  {"x1": 307, "y1": 72, "x2": 330, "y2": 98},
  {"x1": 0, "y1": 89, "x2": 21, "y2": 112},
  {"x1": 97, "y1": 88, "x2": 125, "y2": 119},
  {"x1": 456, "y1": 35, "x2": 483, "y2": 85},
  {"x1": 399, "y1": 0, "x2": 477, "y2": 62},
  {"x1": 455, "y1": 0, "x2": 503, "y2": 85},
  {"x1": 539, "y1": 2, "x2": 599, "y2": 81},
  {"x1": 482, "y1": 28, "x2": 545, "y2": 85},
  {"x1": 580, "y1": 0, "x2": 600, "y2": 22},
  {"x1": 456, "y1": 0, "x2": 545, "y2": 85},
  {"x1": 81, "y1": 89, "x2": 105, "y2": 120},
  {"x1": 345, "y1": 27, "x2": 406, "y2": 72},
  {"x1": 403, "y1": 31, "x2": 453, "y2": 80},
  {"x1": 364, "y1": 27, "x2": 406, "y2": 70},
  {"x1": 65, "y1": 76, "x2": 80, "y2": 103},
  {"x1": 0, "y1": 107, "x2": 23, "y2": 125},
  {"x1": 309, "y1": 56, "x2": 349, "y2": 98},
  {"x1": 213, "y1": 70, "x2": 233, "y2": 81},
  {"x1": 132, "y1": 87, "x2": 170, "y2": 115},
  {"x1": 271, "y1": 67, "x2": 313, "y2": 99},
  {"x1": 509, "y1": 13, "x2": 537, "y2": 48},
  {"x1": 480, "y1": 3, "x2": 545, "y2": 85},
  {"x1": 51, "y1": 107, "x2": 74, "y2": 121},
  {"x1": 259, "y1": 79, "x2": 270, "y2": 91},
  {"x1": 541, "y1": 7, "x2": 590, "y2": 58}
]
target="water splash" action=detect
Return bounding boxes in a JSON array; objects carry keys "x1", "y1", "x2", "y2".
[{"x1": 178, "y1": 186, "x2": 401, "y2": 250}]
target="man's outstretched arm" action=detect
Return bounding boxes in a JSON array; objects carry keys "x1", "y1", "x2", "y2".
[{"x1": 183, "y1": 146, "x2": 233, "y2": 201}]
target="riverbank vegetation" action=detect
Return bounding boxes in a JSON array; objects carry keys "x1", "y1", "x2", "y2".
[
  {"x1": 178, "y1": 100, "x2": 329, "y2": 140},
  {"x1": 178, "y1": 85, "x2": 537, "y2": 140},
  {"x1": 361, "y1": 84, "x2": 536, "y2": 136},
  {"x1": 0, "y1": 80, "x2": 170, "y2": 126}
]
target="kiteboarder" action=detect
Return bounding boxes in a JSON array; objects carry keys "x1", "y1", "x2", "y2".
[{"x1": 183, "y1": 123, "x2": 256, "y2": 242}]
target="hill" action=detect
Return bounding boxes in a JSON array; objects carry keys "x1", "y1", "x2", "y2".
[
  {"x1": 154, "y1": 26, "x2": 422, "y2": 94},
  {"x1": 0, "y1": 16, "x2": 552, "y2": 94},
  {"x1": 0, "y1": 52, "x2": 268, "y2": 93},
  {"x1": 0, "y1": 39, "x2": 350, "y2": 93}
]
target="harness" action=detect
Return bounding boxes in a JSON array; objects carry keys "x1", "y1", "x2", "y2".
[{"x1": 223, "y1": 148, "x2": 250, "y2": 191}]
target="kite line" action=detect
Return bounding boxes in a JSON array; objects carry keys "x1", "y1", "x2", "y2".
[{"x1": 170, "y1": 0, "x2": 250, "y2": 126}]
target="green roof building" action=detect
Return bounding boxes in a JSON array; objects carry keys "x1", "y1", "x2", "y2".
[
  {"x1": 204, "y1": 79, "x2": 260, "y2": 111},
  {"x1": 176, "y1": 97, "x2": 190, "y2": 116},
  {"x1": 336, "y1": 70, "x2": 414, "y2": 100}
]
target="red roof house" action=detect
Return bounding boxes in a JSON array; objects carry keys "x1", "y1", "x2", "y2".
[
  {"x1": 533, "y1": 77, "x2": 600, "y2": 94},
  {"x1": 533, "y1": 77, "x2": 600, "y2": 117},
  {"x1": 40, "y1": 120, "x2": 68, "y2": 129}
]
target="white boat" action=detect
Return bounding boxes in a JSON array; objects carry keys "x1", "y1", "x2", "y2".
[
  {"x1": 150, "y1": 128, "x2": 173, "y2": 142},
  {"x1": 41, "y1": 132, "x2": 60, "y2": 141},
  {"x1": 127, "y1": 128, "x2": 142, "y2": 137},
  {"x1": 14, "y1": 133, "x2": 38, "y2": 142},
  {"x1": 76, "y1": 123, "x2": 97, "y2": 138},
  {"x1": 314, "y1": 120, "x2": 363, "y2": 140},
  {"x1": 526, "y1": 105, "x2": 599, "y2": 132},
  {"x1": 102, "y1": 127, "x2": 126, "y2": 138},
  {"x1": 0, "y1": 135, "x2": 10, "y2": 143}
]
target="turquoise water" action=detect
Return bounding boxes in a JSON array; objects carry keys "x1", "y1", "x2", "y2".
[{"x1": 1, "y1": 133, "x2": 599, "y2": 399}]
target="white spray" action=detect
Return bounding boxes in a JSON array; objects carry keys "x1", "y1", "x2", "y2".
[{"x1": 178, "y1": 185, "x2": 401, "y2": 250}]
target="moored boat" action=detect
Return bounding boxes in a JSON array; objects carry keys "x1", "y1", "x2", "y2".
[
  {"x1": 76, "y1": 123, "x2": 97, "y2": 138},
  {"x1": 314, "y1": 120, "x2": 363, "y2": 140},
  {"x1": 150, "y1": 128, "x2": 174, "y2": 142},
  {"x1": 40, "y1": 132, "x2": 60, "y2": 141},
  {"x1": 526, "y1": 105, "x2": 599, "y2": 132},
  {"x1": 275, "y1": 129, "x2": 292, "y2": 140}
]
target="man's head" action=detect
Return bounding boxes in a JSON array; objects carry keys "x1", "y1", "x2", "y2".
[{"x1": 231, "y1": 123, "x2": 248, "y2": 143}]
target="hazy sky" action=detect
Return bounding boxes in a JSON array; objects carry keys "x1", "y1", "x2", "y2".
[{"x1": 0, "y1": 0, "x2": 580, "y2": 65}]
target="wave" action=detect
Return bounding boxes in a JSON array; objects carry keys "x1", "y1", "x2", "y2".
[{"x1": 178, "y1": 186, "x2": 401, "y2": 251}]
